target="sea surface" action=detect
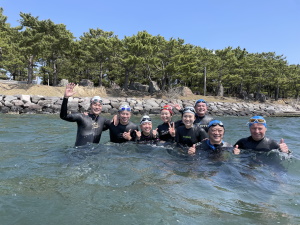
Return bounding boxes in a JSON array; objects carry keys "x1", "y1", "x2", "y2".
[{"x1": 0, "y1": 114, "x2": 299, "y2": 225}]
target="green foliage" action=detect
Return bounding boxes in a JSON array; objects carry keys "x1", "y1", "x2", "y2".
[{"x1": 0, "y1": 7, "x2": 299, "y2": 99}]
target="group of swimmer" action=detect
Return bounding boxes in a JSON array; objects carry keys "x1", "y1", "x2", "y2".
[{"x1": 60, "y1": 83, "x2": 291, "y2": 156}]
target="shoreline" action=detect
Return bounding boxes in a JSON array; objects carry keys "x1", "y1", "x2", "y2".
[{"x1": 1, "y1": 94, "x2": 300, "y2": 117}]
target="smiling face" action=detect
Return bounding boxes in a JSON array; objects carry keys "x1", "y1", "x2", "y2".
[
  {"x1": 140, "y1": 122, "x2": 152, "y2": 135},
  {"x1": 182, "y1": 112, "x2": 195, "y2": 128},
  {"x1": 90, "y1": 102, "x2": 102, "y2": 115},
  {"x1": 208, "y1": 125, "x2": 225, "y2": 144},
  {"x1": 194, "y1": 102, "x2": 207, "y2": 117},
  {"x1": 119, "y1": 111, "x2": 131, "y2": 125},
  {"x1": 160, "y1": 109, "x2": 172, "y2": 123},
  {"x1": 250, "y1": 123, "x2": 267, "y2": 141}
]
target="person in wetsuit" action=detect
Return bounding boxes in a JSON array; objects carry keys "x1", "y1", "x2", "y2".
[
  {"x1": 233, "y1": 116, "x2": 290, "y2": 154},
  {"x1": 135, "y1": 115, "x2": 159, "y2": 143},
  {"x1": 193, "y1": 99, "x2": 214, "y2": 131},
  {"x1": 60, "y1": 83, "x2": 111, "y2": 146},
  {"x1": 175, "y1": 106, "x2": 208, "y2": 154},
  {"x1": 156, "y1": 105, "x2": 181, "y2": 142},
  {"x1": 108, "y1": 104, "x2": 139, "y2": 143},
  {"x1": 175, "y1": 99, "x2": 214, "y2": 132}
]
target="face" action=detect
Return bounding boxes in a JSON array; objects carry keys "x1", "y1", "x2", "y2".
[
  {"x1": 208, "y1": 125, "x2": 224, "y2": 144},
  {"x1": 119, "y1": 111, "x2": 131, "y2": 125},
  {"x1": 140, "y1": 122, "x2": 152, "y2": 135},
  {"x1": 90, "y1": 102, "x2": 102, "y2": 115},
  {"x1": 194, "y1": 102, "x2": 207, "y2": 117},
  {"x1": 182, "y1": 113, "x2": 195, "y2": 128},
  {"x1": 250, "y1": 123, "x2": 267, "y2": 141},
  {"x1": 160, "y1": 110, "x2": 172, "y2": 123}
]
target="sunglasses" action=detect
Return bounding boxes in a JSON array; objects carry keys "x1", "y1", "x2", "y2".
[{"x1": 249, "y1": 118, "x2": 266, "y2": 123}]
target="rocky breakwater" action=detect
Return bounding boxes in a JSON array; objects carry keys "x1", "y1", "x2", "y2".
[{"x1": 0, "y1": 94, "x2": 299, "y2": 117}]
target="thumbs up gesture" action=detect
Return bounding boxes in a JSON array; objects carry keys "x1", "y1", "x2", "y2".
[
  {"x1": 233, "y1": 145, "x2": 240, "y2": 155},
  {"x1": 188, "y1": 144, "x2": 196, "y2": 155},
  {"x1": 279, "y1": 138, "x2": 289, "y2": 153}
]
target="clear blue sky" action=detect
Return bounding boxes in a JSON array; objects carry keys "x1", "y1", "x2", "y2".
[{"x1": 1, "y1": 0, "x2": 299, "y2": 65}]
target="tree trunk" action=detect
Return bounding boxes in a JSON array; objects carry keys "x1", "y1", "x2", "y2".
[
  {"x1": 275, "y1": 85, "x2": 279, "y2": 101},
  {"x1": 27, "y1": 55, "x2": 34, "y2": 84},
  {"x1": 53, "y1": 62, "x2": 58, "y2": 86},
  {"x1": 123, "y1": 69, "x2": 130, "y2": 91},
  {"x1": 98, "y1": 63, "x2": 103, "y2": 87}
]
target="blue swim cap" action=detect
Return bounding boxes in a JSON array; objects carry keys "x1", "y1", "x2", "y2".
[
  {"x1": 248, "y1": 116, "x2": 267, "y2": 127},
  {"x1": 208, "y1": 120, "x2": 224, "y2": 129}
]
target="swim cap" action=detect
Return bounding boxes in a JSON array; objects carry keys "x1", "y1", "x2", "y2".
[
  {"x1": 161, "y1": 105, "x2": 173, "y2": 115},
  {"x1": 194, "y1": 99, "x2": 207, "y2": 106},
  {"x1": 208, "y1": 120, "x2": 224, "y2": 129},
  {"x1": 118, "y1": 104, "x2": 131, "y2": 112},
  {"x1": 90, "y1": 96, "x2": 102, "y2": 104},
  {"x1": 248, "y1": 116, "x2": 267, "y2": 127},
  {"x1": 140, "y1": 115, "x2": 152, "y2": 124},
  {"x1": 182, "y1": 106, "x2": 196, "y2": 115}
]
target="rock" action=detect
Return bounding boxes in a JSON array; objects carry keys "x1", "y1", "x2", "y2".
[
  {"x1": 4, "y1": 95, "x2": 17, "y2": 102},
  {"x1": 149, "y1": 81, "x2": 160, "y2": 94},
  {"x1": 20, "y1": 95, "x2": 31, "y2": 103},
  {"x1": 79, "y1": 79, "x2": 94, "y2": 87},
  {"x1": 58, "y1": 79, "x2": 69, "y2": 87}
]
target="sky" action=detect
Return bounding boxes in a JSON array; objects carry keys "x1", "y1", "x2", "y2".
[{"x1": 1, "y1": 0, "x2": 299, "y2": 65}]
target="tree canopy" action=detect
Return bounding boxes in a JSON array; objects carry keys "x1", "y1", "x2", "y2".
[{"x1": 1, "y1": 8, "x2": 299, "y2": 99}]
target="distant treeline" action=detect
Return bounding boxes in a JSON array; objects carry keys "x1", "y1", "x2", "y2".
[{"x1": 0, "y1": 8, "x2": 299, "y2": 99}]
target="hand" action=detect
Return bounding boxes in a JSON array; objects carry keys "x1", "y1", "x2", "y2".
[
  {"x1": 172, "y1": 103, "x2": 182, "y2": 111},
  {"x1": 123, "y1": 129, "x2": 132, "y2": 140},
  {"x1": 152, "y1": 128, "x2": 158, "y2": 138},
  {"x1": 112, "y1": 114, "x2": 119, "y2": 126},
  {"x1": 188, "y1": 144, "x2": 196, "y2": 155},
  {"x1": 233, "y1": 145, "x2": 240, "y2": 155},
  {"x1": 135, "y1": 130, "x2": 141, "y2": 140},
  {"x1": 279, "y1": 138, "x2": 289, "y2": 153},
  {"x1": 64, "y1": 83, "x2": 76, "y2": 98},
  {"x1": 168, "y1": 122, "x2": 176, "y2": 137}
]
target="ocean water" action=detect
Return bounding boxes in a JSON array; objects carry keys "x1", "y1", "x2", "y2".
[{"x1": 0, "y1": 114, "x2": 299, "y2": 225}]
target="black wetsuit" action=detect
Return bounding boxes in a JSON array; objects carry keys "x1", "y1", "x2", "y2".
[
  {"x1": 108, "y1": 121, "x2": 139, "y2": 143},
  {"x1": 157, "y1": 121, "x2": 182, "y2": 142},
  {"x1": 234, "y1": 136, "x2": 280, "y2": 152},
  {"x1": 197, "y1": 139, "x2": 232, "y2": 152},
  {"x1": 137, "y1": 131, "x2": 159, "y2": 144},
  {"x1": 175, "y1": 114, "x2": 214, "y2": 132},
  {"x1": 194, "y1": 114, "x2": 214, "y2": 131},
  {"x1": 60, "y1": 98, "x2": 110, "y2": 146},
  {"x1": 175, "y1": 124, "x2": 208, "y2": 147},
  {"x1": 196, "y1": 140, "x2": 233, "y2": 161}
]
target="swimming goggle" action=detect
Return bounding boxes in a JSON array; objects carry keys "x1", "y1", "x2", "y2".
[
  {"x1": 161, "y1": 105, "x2": 173, "y2": 111},
  {"x1": 119, "y1": 105, "x2": 131, "y2": 112},
  {"x1": 249, "y1": 118, "x2": 266, "y2": 123},
  {"x1": 91, "y1": 99, "x2": 102, "y2": 104},
  {"x1": 195, "y1": 99, "x2": 207, "y2": 106},
  {"x1": 140, "y1": 116, "x2": 152, "y2": 124},
  {"x1": 182, "y1": 107, "x2": 196, "y2": 114},
  {"x1": 208, "y1": 120, "x2": 224, "y2": 129}
]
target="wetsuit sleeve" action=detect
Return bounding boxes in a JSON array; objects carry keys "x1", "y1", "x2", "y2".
[
  {"x1": 60, "y1": 97, "x2": 81, "y2": 122},
  {"x1": 102, "y1": 118, "x2": 112, "y2": 131},
  {"x1": 234, "y1": 138, "x2": 245, "y2": 149},
  {"x1": 60, "y1": 98, "x2": 69, "y2": 120},
  {"x1": 129, "y1": 124, "x2": 139, "y2": 142}
]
